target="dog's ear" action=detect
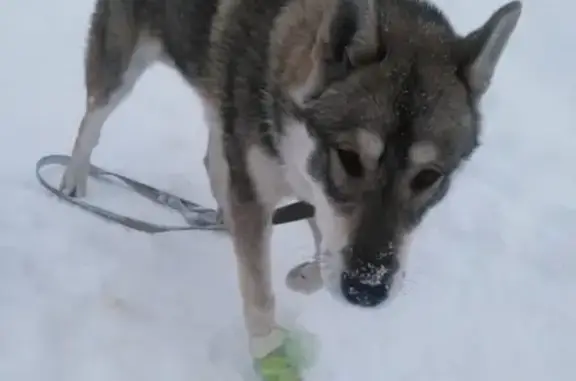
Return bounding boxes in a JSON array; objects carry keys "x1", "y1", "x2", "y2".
[
  {"x1": 310, "y1": 0, "x2": 383, "y2": 92},
  {"x1": 329, "y1": 0, "x2": 382, "y2": 66},
  {"x1": 454, "y1": 1, "x2": 522, "y2": 96}
]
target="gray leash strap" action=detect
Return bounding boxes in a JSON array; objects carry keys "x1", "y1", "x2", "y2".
[{"x1": 36, "y1": 154, "x2": 314, "y2": 234}]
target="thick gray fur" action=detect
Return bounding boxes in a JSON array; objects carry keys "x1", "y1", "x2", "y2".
[{"x1": 59, "y1": 0, "x2": 522, "y2": 361}]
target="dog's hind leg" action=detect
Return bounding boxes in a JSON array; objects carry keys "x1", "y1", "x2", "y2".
[
  {"x1": 203, "y1": 145, "x2": 224, "y2": 223},
  {"x1": 60, "y1": 0, "x2": 160, "y2": 197}
]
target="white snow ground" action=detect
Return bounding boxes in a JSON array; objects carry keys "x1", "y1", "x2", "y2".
[{"x1": 1, "y1": 0, "x2": 575, "y2": 380}]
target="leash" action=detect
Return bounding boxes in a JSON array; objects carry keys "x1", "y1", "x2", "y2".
[{"x1": 36, "y1": 154, "x2": 315, "y2": 234}]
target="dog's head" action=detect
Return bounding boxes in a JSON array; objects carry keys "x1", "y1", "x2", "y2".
[{"x1": 279, "y1": 0, "x2": 522, "y2": 307}]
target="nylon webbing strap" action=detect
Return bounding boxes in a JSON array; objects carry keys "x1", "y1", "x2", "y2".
[{"x1": 36, "y1": 154, "x2": 315, "y2": 234}]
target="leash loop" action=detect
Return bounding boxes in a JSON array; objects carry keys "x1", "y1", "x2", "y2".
[{"x1": 36, "y1": 154, "x2": 314, "y2": 233}]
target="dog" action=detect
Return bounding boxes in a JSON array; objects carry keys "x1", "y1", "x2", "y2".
[{"x1": 60, "y1": 0, "x2": 522, "y2": 360}]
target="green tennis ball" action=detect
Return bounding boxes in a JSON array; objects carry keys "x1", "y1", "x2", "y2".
[
  {"x1": 257, "y1": 351, "x2": 300, "y2": 381},
  {"x1": 254, "y1": 327, "x2": 319, "y2": 381}
]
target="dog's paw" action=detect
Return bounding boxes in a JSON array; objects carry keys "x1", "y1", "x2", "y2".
[
  {"x1": 286, "y1": 261, "x2": 322, "y2": 295},
  {"x1": 59, "y1": 166, "x2": 88, "y2": 198}
]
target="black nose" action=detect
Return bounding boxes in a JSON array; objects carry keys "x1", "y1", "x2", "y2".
[
  {"x1": 340, "y1": 253, "x2": 398, "y2": 307},
  {"x1": 340, "y1": 271, "x2": 390, "y2": 307}
]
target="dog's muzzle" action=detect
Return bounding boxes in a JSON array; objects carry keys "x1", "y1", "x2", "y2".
[{"x1": 339, "y1": 247, "x2": 400, "y2": 307}]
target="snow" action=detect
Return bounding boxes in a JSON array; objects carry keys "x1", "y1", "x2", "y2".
[{"x1": 1, "y1": 0, "x2": 575, "y2": 380}]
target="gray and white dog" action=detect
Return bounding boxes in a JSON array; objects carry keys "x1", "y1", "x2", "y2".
[{"x1": 60, "y1": 0, "x2": 522, "y2": 360}]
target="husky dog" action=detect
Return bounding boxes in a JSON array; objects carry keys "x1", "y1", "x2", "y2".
[{"x1": 60, "y1": 0, "x2": 522, "y2": 359}]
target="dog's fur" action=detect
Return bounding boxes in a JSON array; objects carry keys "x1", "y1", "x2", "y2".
[{"x1": 61, "y1": 0, "x2": 522, "y2": 359}]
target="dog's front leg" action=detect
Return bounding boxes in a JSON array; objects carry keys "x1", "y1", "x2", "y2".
[
  {"x1": 205, "y1": 130, "x2": 283, "y2": 358},
  {"x1": 226, "y1": 197, "x2": 285, "y2": 359},
  {"x1": 286, "y1": 217, "x2": 323, "y2": 295}
]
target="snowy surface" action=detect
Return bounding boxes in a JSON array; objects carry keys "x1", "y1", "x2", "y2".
[{"x1": 1, "y1": 0, "x2": 575, "y2": 380}]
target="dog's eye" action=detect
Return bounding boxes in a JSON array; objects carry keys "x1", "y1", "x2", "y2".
[
  {"x1": 336, "y1": 148, "x2": 364, "y2": 178},
  {"x1": 410, "y1": 168, "x2": 443, "y2": 194}
]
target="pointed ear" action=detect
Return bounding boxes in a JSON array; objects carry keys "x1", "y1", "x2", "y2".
[
  {"x1": 455, "y1": 1, "x2": 522, "y2": 96},
  {"x1": 312, "y1": 0, "x2": 381, "y2": 89},
  {"x1": 341, "y1": 0, "x2": 381, "y2": 67}
]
